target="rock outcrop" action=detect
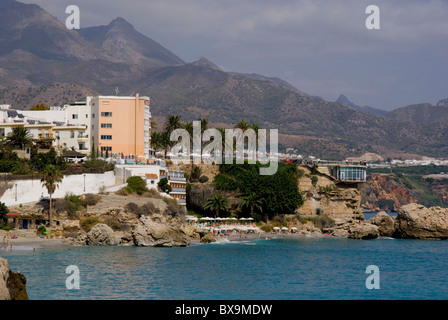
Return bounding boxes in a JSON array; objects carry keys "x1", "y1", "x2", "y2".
[
  {"x1": 348, "y1": 222, "x2": 379, "y2": 239},
  {"x1": 394, "y1": 203, "x2": 448, "y2": 239},
  {"x1": 369, "y1": 211, "x2": 395, "y2": 237},
  {"x1": 200, "y1": 233, "x2": 217, "y2": 243},
  {"x1": 0, "y1": 257, "x2": 28, "y2": 300},
  {"x1": 132, "y1": 214, "x2": 191, "y2": 247},
  {"x1": 329, "y1": 217, "x2": 379, "y2": 239},
  {"x1": 86, "y1": 223, "x2": 120, "y2": 245}
]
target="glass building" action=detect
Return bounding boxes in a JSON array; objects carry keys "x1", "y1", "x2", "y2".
[{"x1": 336, "y1": 166, "x2": 366, "y2": 182}]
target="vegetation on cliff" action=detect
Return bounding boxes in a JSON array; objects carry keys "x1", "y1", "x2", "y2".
[{"x1": 212, "y1": 162, "x2": 304, "y2": 220}]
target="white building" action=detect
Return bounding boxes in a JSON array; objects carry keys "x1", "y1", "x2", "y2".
[{"x1": 0, "y1": 103, "x2": 91, "y2": 154}]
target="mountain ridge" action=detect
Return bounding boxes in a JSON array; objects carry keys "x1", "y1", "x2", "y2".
[{"x1": 0, "y1": 0, "x2": 447, "y2": 159}]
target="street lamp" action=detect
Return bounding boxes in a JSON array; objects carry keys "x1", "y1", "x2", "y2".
[
  {"x1": 83, "y1": 174, "x2": 86, "y2": 192},
  {"x1": 15, "y1": 184, "x2": 17, "y2": 202}
]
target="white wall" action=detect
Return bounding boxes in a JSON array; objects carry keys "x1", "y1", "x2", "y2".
[{"x1": 0, "y1": 171, "x2": 115, "y2": 206}]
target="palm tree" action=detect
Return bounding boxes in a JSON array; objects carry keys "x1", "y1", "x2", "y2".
[
  {"x1": 164, "y1": 115, "x2": 183, "y2": 135},
  {"x1": 238, "y1": 193, "x2": 264, "y2": 215},
  {"x1": 204, "y1": 193, "x2": 230, "y2": 218},
  {"x1": 151, "y1": 131, "x2": 172, "y2": 158},
  {"x1": 216, "y1": 127, "x2": 226, "y2": 157},
  {"x1": 41, "y1": 165, "x2": 63, "y2": 227},
  {"x1": 151, "y1": 131, "x2": 163, "y2": 152},
  {"x1": 197, "y1": 118, "x2": 209, "y2": 133},
  {"x1": 197, "y1": 118, "x2": 209, "y2": 153},
  {"x1": 250, "y1": 123, "x2": 265, "y2": 148},
  {"x1": 5, "y1": 127, "x2": 33, "y2": 150},
  {"x1": 183, "y1": 121, "x2": 193, "y2": 148},
  {"x1": 235, "y1": 120, "x2": 250, "y2": 131}
]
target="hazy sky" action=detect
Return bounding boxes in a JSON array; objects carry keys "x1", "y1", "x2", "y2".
[{"x1": 23, "y1": 0, "x2": 448, "y2": 110}]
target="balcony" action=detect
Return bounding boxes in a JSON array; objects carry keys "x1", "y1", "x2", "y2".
[
  {"x1": 77, "y1": 134, "x2": 89, "y2": 140},
  {"x1": 170, "y1": 187, "x2": 186, "y2": 193},
  {"x1": 169, "y1": 176, "x2": 187, "y2": 182}
]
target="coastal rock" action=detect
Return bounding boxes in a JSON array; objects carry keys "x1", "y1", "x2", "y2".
[
  {"x1": 200, "y1": 233, "x2": 216, "y2": 243},
  {"x1": 132, "y1": 215, "x2": 191, "y2": 247},
  {"x1": 369, "y1": 211, "x2": 395, "y2": 237},
  {"x1": 348, "y1": 222, "x2": 379, "y2": 239},
  {"x1": 0, "y1": 257, "x2": 28, "y2": 300},
  {"x1": 86, "y1": 223, "x2": 120, "y2": 245},
  {"x1": 394, "y1": 203, "x2": 448, "y2": 239}
]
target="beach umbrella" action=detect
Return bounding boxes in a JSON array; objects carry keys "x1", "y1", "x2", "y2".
[
  {"x1": 247, "y1": 218, "x2": 254, "y2": 220},
  {"x1": 239, "y1": 218, "x2": 247, "y2": 220},
  {"x1": 273, "y1": 227, "x2": 280, "y2": 230},
  {"x1": 282, "y1": 227, "x2": 289, "y2": 230}
]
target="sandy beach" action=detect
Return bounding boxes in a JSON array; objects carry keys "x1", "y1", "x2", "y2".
[{"x1": 1, "y1": 230, "x2": 73, "y2": 252}]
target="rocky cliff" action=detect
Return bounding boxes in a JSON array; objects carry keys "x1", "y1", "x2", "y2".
[
  {"x1": 297, "y1": 166, "x2": 364, "y2": 220},
  {"x1": 0, "y1": 257, "x2": 28, "y2": 300}
]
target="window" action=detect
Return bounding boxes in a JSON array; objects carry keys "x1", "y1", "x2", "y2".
[
  {"x1": 86, "y1": 114, "x2": 88, "y2": 118},
  {"x1": 101, "y1": 112, "x2": 112, "y2": 117},
  {"x1": 70, "y1": 131, "x2": 74, "y2": 138},
  {"x1": 102, "y1": 101, "x2": 110, "y2": 105},
  {"x1": 101, "y1": 146, "x2": 112, "y2": 152},
  {"x1": 101, "y1": 135, "x2": 112, "y2": 140},
  {"x1": 72, "y1": 114, "x2": 78, "y2": 119},
  {"x1": 101, "y1": 123, "x2": 112, "y2": 128},
  {"x1": 92, "y1": 114, "x2": 95, "y2": 118}
]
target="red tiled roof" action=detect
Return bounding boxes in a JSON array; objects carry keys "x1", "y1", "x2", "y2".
[{"x1": 6, "y1": 213, "x2": 22, "y2": 216}]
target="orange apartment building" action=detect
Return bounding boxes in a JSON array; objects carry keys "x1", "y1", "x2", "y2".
[{"x1": 89, "y1": 94, "x2": 152, "y2": 160}]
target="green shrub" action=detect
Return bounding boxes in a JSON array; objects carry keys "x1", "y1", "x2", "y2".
[
  {"x1": 199, "y1": 175, "x2": 209, "y2": 183},
  {"x1": 158, "y1": 178, "x2": 172, "y2": 194},
  {"x1": 126, "y1": 176, "x2": 148, "y2": 195},
  {"x1": 80, "y1": 216, "x2": 99, "y2": 232},
  {"x1": 65, "y1": 193, "x2": 82, "y2": 217},
  {"x1": 37, "y1": 226, "x2": 47, "y2": 235}
]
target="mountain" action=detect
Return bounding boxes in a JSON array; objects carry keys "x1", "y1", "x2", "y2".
[
  {"x1": 0, "y1": 0, "x2": 106, "y2": 61},
  {"x1": 1, "y1": 0, "x2": 448, "y2": 159},
  {"x1": 335, "y1": 94, "x2": 387, "y2": 115},
  {"x1": 385, "y1": 100, "x2": 448, "y2": 124},
  {"x1": 77, "y1": 17, "x2": 184, "y2": 67},
  {"x1": 125, "y1": 62, "x2": 448, "y2": 158}
]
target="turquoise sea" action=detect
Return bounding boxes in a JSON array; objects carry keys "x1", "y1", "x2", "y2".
[{"x1": 1, "y1": 235, "x2": 447, "y2": 300}]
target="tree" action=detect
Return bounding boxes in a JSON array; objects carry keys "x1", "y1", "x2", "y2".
[
  {"x1": 90, "y1": 142, "x2": 97, "y2": 160},
  {"x1": 190, "y1": 165, "x2": 202, "y2": 182},
  {"x1": 158, "y1": 178, "x2": 172, "y2": 194},
  {"x1": 238, "y1": 193, "x2": 263, "y2": 215},
  {"x1": 41, "y1": 165, "x2": 63, "y2": 227},
  {"x1": 164, "y1": 115, "x2": 183, "y2": 135},
  {"x1": 151, "y1": 131, "x2": 172, "y2": 158},
  {"x1": 204, "y1": 193, "x2": 230, "y2": 218},
  {"x1": 235, "y1": 120, "x2": 250, "y2": 131},
  {"x1": 29, "y1": 103, "x2": 49, "y2": 111},
  {"x1": 0, "y1": 202, "x2": 9, "y2": 227},
  {"x1": 126, "y1": 176, "x2": 148, "y2": 195},
  {"x1": 5, "y1": 127, "x2": 33, "y2": 150}
]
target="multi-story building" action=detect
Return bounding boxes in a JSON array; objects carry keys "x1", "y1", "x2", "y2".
[
  {"x1": 89, "y1": 94, "x2": 152, "y2": 160},
  {"x1": 0, "y1": 106, "x2": 89, "y2": 154}
]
